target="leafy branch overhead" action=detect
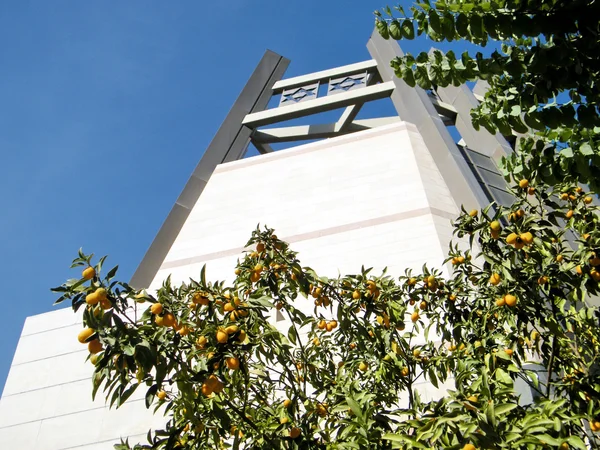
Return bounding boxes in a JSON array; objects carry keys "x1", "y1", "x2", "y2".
[{"x1": 375, "y1": 0, "x2": 600, "y2": 191}]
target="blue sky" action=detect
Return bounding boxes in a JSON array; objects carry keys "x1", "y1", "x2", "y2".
[{"x1": 0, "y1": 1, "x2": 479, "y2": 392}]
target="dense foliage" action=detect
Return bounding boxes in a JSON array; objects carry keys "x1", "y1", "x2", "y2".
[
  {"x1": 375, "y1": 0, "x2": 600, "y2": 191},
  {"x1": 55, "y1": 177, "x2": 600, "y2": 449}
]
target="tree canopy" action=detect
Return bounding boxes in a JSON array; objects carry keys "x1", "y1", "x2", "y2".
[
  {"x1": 375, "y1": 0, "x2": 600, "y2": 192},
  {"x1": 52, "y1": 1, "x2": 600, "y2": 449}
]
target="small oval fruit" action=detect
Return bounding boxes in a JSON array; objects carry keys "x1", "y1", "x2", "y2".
[
  {"x1": 196, "y1": 336, "x2": 208, "y2": 348},
  {"x1": 584, "y1": 196, "x2": 593, "y2": 204},
  {"x1": 469, "y1": 209, "x2": 478, "y2": 217},
  {"x1": 237, "y1": 330, "x2": 247, "y2": 343},
  {"x1": 82, "y1": 267, "x2": 95, "y2": 280},
  {"x1": 78, "y1": 328, "x2": 95, "y2": 344},
  {"x1": 280, "y1": 417, "x2": 289, "y2": 424},
  {"x1": 157, "y1": 390, "x2": 167, "y2": 400},
  {"x1": 504, "y1": 294, "x2": 517, "y2": 308},
  {"x1": 520, "y1": 232, "x2": 533, "y2": 245},
  {"x1": 358, "y1": 361, "x2": 368, "y2": 372},
  {"x1": 226, "y1": 356, "x2": 240, "y2": 370},
  {"x1": 216, "y1": 330, "x2": 229, "y2": 344},
  {"x1": 150, "y1": 303, "x2": 163, "y2": 315},
  {"x1": 86, "y1": 292, "x2": 99, "y2": 305},
  {"x1": 506, "y1": 233, "x2": 518, "y2": 245},
  {"x1": 489, "y1": 273, "x2": 501, "y2": 286},
  {"x1": 411, "y1": 311, "x2": 420, "y2": 323},
  {"x1": 162, "y1": 313, "x2": 176, "y2": 328},
  {"x1": 490, "y1": 221, "x2": 501, "y2": 232},
  {"x1": 519, "y1": 179, "x2": 529, "y2": 189},
  {"x1": 289, "y1": 427, "x2": 301, "y2": 439},
  {"x1": 192, "y1": 293, "x2": 209, "y2": 305},
  {"x1": 88, "y1": 339, "x2": 103, "y2": 354},
  {"x1": 283, "y1": 399, "x2": 292, "y2": 408},
  {"x1": 352, "y1": 290, "x2": 361, "y2": 300},
  {"x1": 463, "y1": 444, "x2": 476, "y2": 450}
]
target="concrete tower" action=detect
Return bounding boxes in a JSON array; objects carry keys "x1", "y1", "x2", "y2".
[{"x1": 0, "y1": 31, "x2": 513, "y2": 449}]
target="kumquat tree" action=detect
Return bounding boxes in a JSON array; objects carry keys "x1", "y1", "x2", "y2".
[
  {"x1": 54, "y1": 177, "x2": 600, "y2": 449},
  {"x1": 52, "y1": 0, "x2": 600, "y2": 448}
]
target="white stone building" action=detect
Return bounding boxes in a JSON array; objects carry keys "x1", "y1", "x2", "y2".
[{"x1": 0, "y1": 31, "x2": 514, "y2": 449}]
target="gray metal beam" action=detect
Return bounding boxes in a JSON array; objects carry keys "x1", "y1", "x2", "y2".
[
  {"x1": 242, "y1": 81, "x2": 395, "y2": 128},
  {"x1": 253, "y1": 141, "x2": 274, "y2": 154},
  {"x1": 272, "y1": 60, "x2": 377, "y2": 92},
  {"x1": 252, "y1": 117, "x2": 401, "y2": 144},
  {"x1": 336, "y1": 103, "x2": 363, "y2": 132},
  {"x1": 130, "y1": 50, "x2": 290, "y2": 289},
  {"x1": 367, "y1": 29, "x2": 487, "y2": 210}
]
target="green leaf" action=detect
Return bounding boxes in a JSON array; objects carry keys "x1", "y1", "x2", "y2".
[
  {"x1": 389, "y1": 20, "x2": 403, "y2": 40},
  {"x1": 494, "y1": 403, "x2": 518, "y2": 415},
  {"x1": 376, "y1": 19, "x2": 390, "y2": 40},
  {"x1": 402, "y1": 69, "x2": 416, "y2": 87},
  {"x1": 495, "y1": 368, "x2": 512, "y2": 385},
  {"x1": 567, "y1": 435, "x2": 587, "y2": 449},
  {"x1": 441, "y1": 12, "x2": 455, "y2": 40},
  {"x1": 346, "y1": 396, "x2": 365, "y2": 424},
  {"x1": 383, "y1": 434, "x2": 428, "y2": 448},
  {"x1": 287, "y1": 325, "x2": 297, "y2": 345},
  {"x1": 456, "y1": 13, "x2": 469, "y2": 37},
  {"x1": 469, "y1": 15, "x2": 484, "y2": 40},
  {"x1": 106, "y1": 265, "x2": 119, "y2": 280},
  {"x1": 580, "y1": 143, "x2": 594, "y2": 156},
  {"x1": 401, "y1": 19, "x2": 415, "y2": 39},
  {"x1": 536, "y1": 434, "x2": 560, "y2": 446},
  {"x1": 428, "y1": 10, "x2": 442, "y2": 34}
]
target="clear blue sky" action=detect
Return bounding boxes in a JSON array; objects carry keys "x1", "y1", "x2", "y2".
[{"x1": 0, "y1": 1, "x2": 478, "y2": 392}]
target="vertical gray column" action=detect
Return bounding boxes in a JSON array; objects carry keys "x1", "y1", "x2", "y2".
[
  {"x1": 366, "y1": 30, "x2": 489, "y2": 209},
  {"x1": 130, "y1": 50, "x2": 290, "y2": 289}
]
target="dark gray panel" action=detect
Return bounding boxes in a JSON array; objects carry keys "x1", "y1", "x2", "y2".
[
  {"x1": 130, "y1": 51, "x2": 290, "y2": 289},
  {"x1": 488, "y1": 186, "x2": 514, "y2": 207},
  {"x1": 464, "y1": 148, "x2": 499, "y2": 173},
  {"x1": 478, "y1": 167, "x2": 508, "y2": 190}
]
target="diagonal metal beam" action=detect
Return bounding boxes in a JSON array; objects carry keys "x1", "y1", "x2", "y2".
[
  {"x1": 130, "y1": 50, "x2": 290, "y2": 289},
  {"x1": 272, "y1": 60, "x2": 378, "y2": 93},
  {"x1": 335, "y1": 103, "x2": 363, "y2": 132},
  {"x1": 242, "y1": 81, "x2": 395, "y2": 128},
  {"x1": 253, "y1": 141, "x2": 274, "y2": 154}
]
